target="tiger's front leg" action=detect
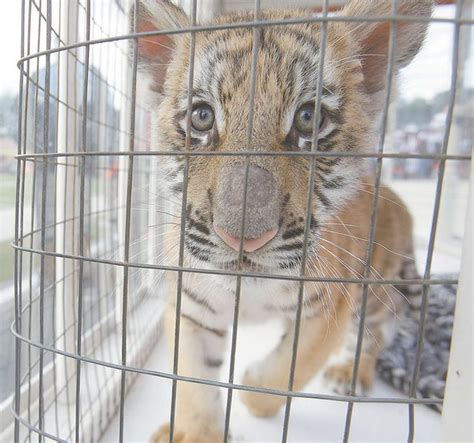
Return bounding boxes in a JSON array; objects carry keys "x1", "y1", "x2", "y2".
[
  {"x1": 151, "y1": 302, "x2": 227, "y2": 443},
  {"x1": 240, "y1": 293, "x2": 351, "y2": 418}
]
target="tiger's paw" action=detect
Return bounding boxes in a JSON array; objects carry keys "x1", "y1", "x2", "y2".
[
  {"x1": 323, "y1": 359, "x2": 374, "y2": 396},
  {"x1": 240, "y1": 368, "x2": 285, "y2": 418},
  {"x1": 150, "y1": 423, "x2": 222, "y2": 443}
]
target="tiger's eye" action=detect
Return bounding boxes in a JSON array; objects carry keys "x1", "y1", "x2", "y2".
[
  {"x1": 191, "y1": 104, "x2": 215, "y2": 132},
  {"x1": 294, "y1": 103, "x2": 325, "y2": 135}
]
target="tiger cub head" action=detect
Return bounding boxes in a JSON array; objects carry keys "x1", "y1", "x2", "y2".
[{"x1": 136, "y1": 0, "x2": 431, "y2": 270}]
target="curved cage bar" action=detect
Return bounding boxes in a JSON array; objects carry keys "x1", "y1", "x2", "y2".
[{"x1": 5, "y1": 0, "x2": 472, "y2": 442}]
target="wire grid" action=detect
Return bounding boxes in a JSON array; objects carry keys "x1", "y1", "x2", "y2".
[
  {"x1": 12, "y1": 0, "x2": 162, "y2": 441},
  {"x1": 11, "y1": 0, "x2": 472, "y2": 442}
]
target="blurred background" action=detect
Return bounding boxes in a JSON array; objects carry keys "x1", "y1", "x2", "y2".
[{"x1": 0, "y1": 1, "x2": 471, "y2": 442}]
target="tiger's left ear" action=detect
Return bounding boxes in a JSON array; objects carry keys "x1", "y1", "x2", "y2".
[
  {"x1": 132, "y1": 0, "x2": 189, "y2": 100},
  {"x1": 340, "y1": 0, "x2": 433, "y2": 95}
]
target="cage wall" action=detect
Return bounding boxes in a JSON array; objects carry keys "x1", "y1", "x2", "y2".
[
  {"x1": 8, "y1": 0, "x2": 165, "y2": 441},
  {"x1": 6, "y1": 0, "x2": 473, "y2": 442}
]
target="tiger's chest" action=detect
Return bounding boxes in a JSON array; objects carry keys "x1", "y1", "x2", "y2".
[{"x1": 178, "y1": 268, "x2": 301, "y2": 329}]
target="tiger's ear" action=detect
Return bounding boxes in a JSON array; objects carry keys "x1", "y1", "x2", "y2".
[
  {"x1": 340, "y1": 0, "x2": 432, "y2": 95},
  {"x1": 133, "y1": 0, "x2": 189, "y2": 100}
]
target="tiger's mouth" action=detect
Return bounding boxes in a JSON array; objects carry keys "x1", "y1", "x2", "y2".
[
  {"x1": 213, "y1": 223, "x2": 279, "y2": 253},
  {"x1": 183, "y1": 204, "x2": 319, "y2": 272}
]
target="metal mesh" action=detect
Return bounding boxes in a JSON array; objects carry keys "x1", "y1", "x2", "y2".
[{"x1": 9, "y1": 0, "x2": 472, "y2": 442}]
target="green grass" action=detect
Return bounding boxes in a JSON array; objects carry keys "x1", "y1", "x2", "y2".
[
  {"x1": 0, "y1": 173, "x2": 32, "y2": 209},
  {"x1": 0, "y1": 173, "x2": 33, "y2": 284},
  {"x1": 0, "y1": 173, "x2": 16, "y2": 208},
  {"x1": 0, "y1": 240, "x2": 14, "y2": 285}
]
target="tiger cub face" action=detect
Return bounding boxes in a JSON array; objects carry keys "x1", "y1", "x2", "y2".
[{"x1": 136, "y1": 0, "x2": 431, "y2": 271}]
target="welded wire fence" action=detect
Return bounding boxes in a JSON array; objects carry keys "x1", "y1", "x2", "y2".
[{"x1": 7, "y1": 0, "x2": 472, "y2": 442}]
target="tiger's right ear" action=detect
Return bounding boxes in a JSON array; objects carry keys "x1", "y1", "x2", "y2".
[{"x1": 133, "y1": 0, "x2": 189, "y2": 100}]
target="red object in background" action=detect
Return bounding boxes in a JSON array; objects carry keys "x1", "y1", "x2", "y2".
[{"x1": 106, "y1": 159, "x2": 119, "y2": 179}]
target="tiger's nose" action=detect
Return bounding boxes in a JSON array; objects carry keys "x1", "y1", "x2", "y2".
[
  {"x1": 213, "y1": 224, "x2": 278, "y2": 252},
  {"x1": 214, "y1": 164, "x2": 281, "y2": 246}
]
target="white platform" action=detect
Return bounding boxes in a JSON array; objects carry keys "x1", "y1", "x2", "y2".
[{"x1": 102, "y1": 318, "x2": 441, "y2": 443}]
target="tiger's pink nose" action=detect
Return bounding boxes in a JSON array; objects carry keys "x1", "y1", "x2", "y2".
[{"x1": 213, "y1": 224, "x2": 277, "y2": 253}]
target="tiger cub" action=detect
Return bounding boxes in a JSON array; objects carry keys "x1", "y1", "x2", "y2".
[{"x1": 135, "y1": 0, "x2": 431, "y2": 441}]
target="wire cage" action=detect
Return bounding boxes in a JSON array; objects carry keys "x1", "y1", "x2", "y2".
[{"x1": 6, "y1": 0, "x2": 473, "y2": 442}]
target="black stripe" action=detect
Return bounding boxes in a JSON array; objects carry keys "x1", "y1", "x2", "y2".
[
  {"x1": 275, "y1": 242, "x2": 303, "y2": 252},
  {"x1": 181, "y1": 313, "x2": 226, "y2": 337},
  {"x1": 184, "y1": 288, "x2": 217, "y2": 314},
  {"x1": 317, "y1": 157, "x2": 341, "y2": 167},
  {"x1": 282, "y1": 227, "x2": 304, "y2": 240},
  {"x1": 176, "y1": 126, "x2": 186, "y2": 141},
  {"x1": 207, "y1": 189, "x2": 213, "y2": 206},
  {"x1": 186, "y1": 203, "x2": 193, "y2": 218},
  {"x1": 204, "y1": 358, "x2": 223, "y2": 367},
  {"x1": 184, "y1": 240, "x2": 210, "y2": 261},
  {"x1": 278, "y1": 251, "x2": 303, "y2": 263},
  {"x1": 171, "y1": 182, "x2": 183, "y2": 194},
  {"x1": 279, "y1": 261, "x2": 299, "y2": 270},
  {"x1": 187, "y1": 232, "x2": 217, "y2": 248},
  {"x1": 322, "y1": 175, "x2": 344, "y2": 190},
  {"x1": 188, "y1": 218, "x2": 211, "y2": 235},
  {"x1": 242, "y1": 256, "x2": 259, "y2": 267},
  {"x1": 284, "y1": 56, "x2": 298, "y2": 101},
  {"x1": 319, "y1": 128, "x2": 342, "y2": 151},
  {"x1": 314, "y1": 187, "x2": 331, "y2": 209},
  {"x1": 316, "y1": 164, "x2": 334, "y2": 177}
]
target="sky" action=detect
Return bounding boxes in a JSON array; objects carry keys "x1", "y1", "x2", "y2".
[
  {"x1": 0, "y1": 2, "x2": 22, "y2": 97},
  {"x1": 399, "y1": 4, "x2": 473, "y2": 100},
  {"x1": 0, "y1": 2, "x2": 471, "y2": 101}
]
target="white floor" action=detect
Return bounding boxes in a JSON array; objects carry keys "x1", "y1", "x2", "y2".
[{"x1": 102, "y1": 318, "x2": 441, "y2": 443}]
